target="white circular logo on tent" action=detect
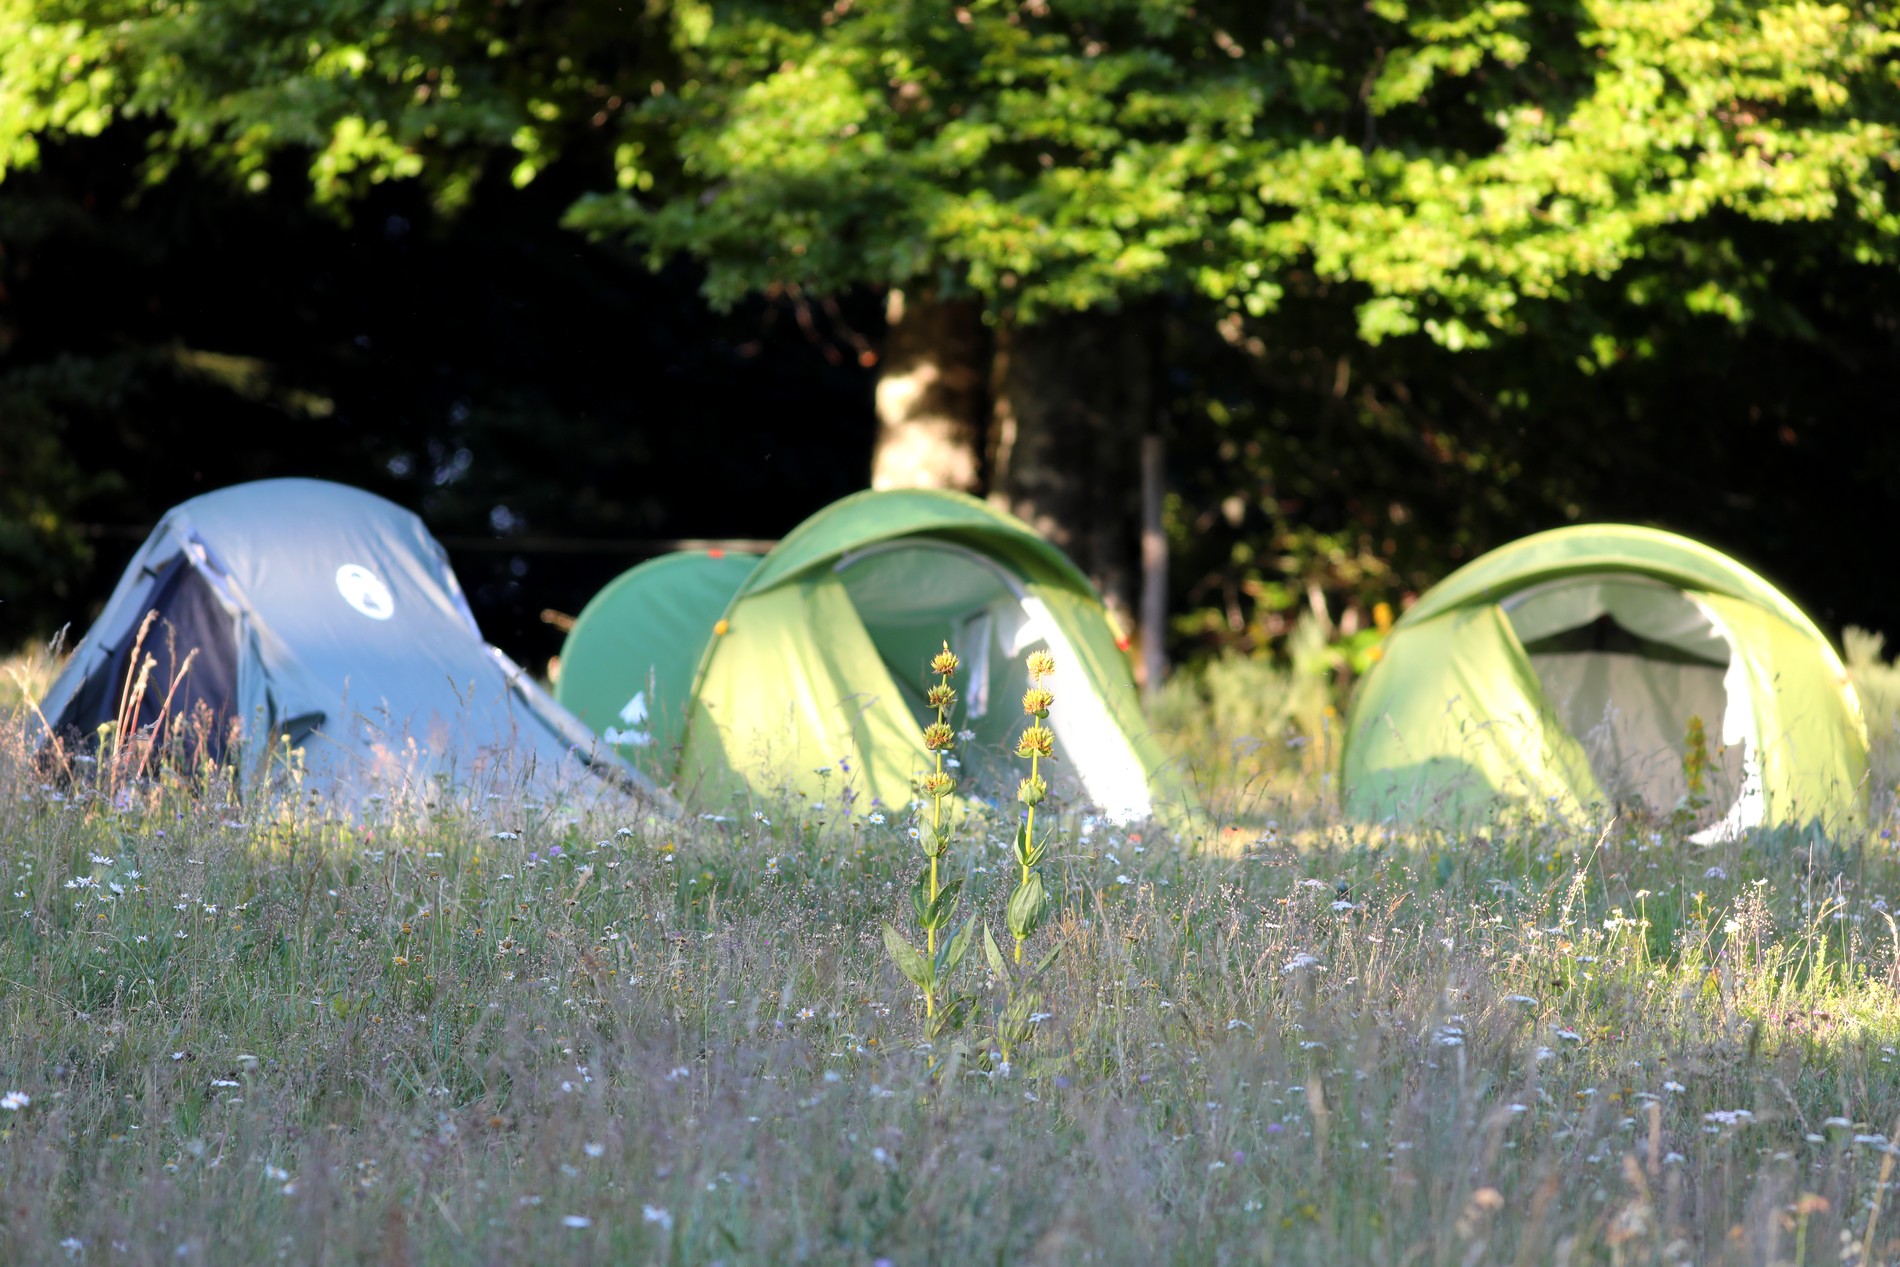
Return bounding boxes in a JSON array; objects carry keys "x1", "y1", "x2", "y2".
[{"x1": 335, "y1": 564, "x2": 395, "y2": 620}]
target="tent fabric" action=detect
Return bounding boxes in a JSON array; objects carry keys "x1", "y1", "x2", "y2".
[
  {"x1": 560, "y1": 489, "x2": 1182, "y2": 824},
  {"x1": 38, "y1": 478, "x2": 649, "y2": 810},
  {"x1": 554, "y1": 551, "x2": 759, "y2": 780},
  {"x1": 1341, "y1": 525, "x2": 1867, "y2": 834}
]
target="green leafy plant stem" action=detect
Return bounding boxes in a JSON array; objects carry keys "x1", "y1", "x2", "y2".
[{"x1": 1016, "y1": 747, "x2": 1039, "y2": 964}]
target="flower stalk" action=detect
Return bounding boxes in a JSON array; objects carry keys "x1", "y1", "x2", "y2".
[
  {"x1": 1009, "y1": 651, "x2": 1057, "y2": 962},
  {"x1": 881, "y1": 642, "x2": 972, "y2": 1026}
]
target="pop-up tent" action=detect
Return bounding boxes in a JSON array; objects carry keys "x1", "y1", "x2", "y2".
[
  {"x1": 556, "y1": 490, "x2": 1180, "y2": 822},
  {"x1": 37, "y1": 479, "x2": 650, "y2": 808},
  {"x1": 1340, "y1": 525, "x2": 1867, "y2": 835}
]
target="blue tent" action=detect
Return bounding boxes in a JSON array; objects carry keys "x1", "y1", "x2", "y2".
[{"x1": 38, "y1": 479, "x2": 654, "y2": 810}]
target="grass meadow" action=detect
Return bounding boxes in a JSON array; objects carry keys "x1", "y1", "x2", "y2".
[{"x1": 3, "y1": 641, "x2": 1900, "y2": 1264}]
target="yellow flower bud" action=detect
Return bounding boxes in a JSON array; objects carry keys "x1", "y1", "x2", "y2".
[
  {"x1": 1016, "y1": 774, "x2": 1047, "y2": 806},
  {"x1": 922, "y1": 722, "x2": 955, "y2": 751},
  {"x1": 931, "y1": 642, "x2": 960, "y2": 677},
  {"x1": 920, "y1": 771, "x2": 956, "y2": 800},
  {"x1": 1021, "y1": 686, "x2": 1054, "y2": 717},
  {"x1": 1025, "y1": 650, "x2": 1056, "y2": 682},
  {"x1": 927, "y1": 683, "x2": 957, "y2": 711},
  {"x1": 1015, "y1": 724, "x2": 1054, "y2": 760}
]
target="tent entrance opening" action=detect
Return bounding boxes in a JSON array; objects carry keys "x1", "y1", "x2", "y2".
[
  {"x1": 836, "y1": 540, "x2": 1068, "y2": 803},
  {"x1": 1504, "y1": 574, "x2": 1746, "y2": 821}
]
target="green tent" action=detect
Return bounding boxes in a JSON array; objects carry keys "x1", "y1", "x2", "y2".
[
  {"x1": 554, "y1": 550, "x2": 762, "y2": 782},
  {"x1": 556, "y1": 490, "x2": 1181, "y2": 822},
  {"x1": 1340, "y1": 525, "x2": 1868, "y2": 835}
]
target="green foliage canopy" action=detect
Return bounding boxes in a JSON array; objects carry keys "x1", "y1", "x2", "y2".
[
  {"x1": 567, "y1": 0, "x2": 1900, "y2": 348},
  {"x1": 4, "y1": 0, "x2": 1894, "y2": 346},
  {"x1": 0, "y1": 0, "x2": 658, "y2": 210}
]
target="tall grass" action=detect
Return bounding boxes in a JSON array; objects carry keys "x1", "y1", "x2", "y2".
[{"x1": 0, "y1": 642, "x2": 1897, "y2": 1264}]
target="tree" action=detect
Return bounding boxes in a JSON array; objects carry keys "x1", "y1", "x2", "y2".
[{"x1": 566, "y1": 0, "x2": 1899, "y2": 621}]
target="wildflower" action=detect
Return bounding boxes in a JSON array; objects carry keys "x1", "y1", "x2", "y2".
[
  {"x1": 642, "y1": 1206, "x2": 673, "y2": 1232},
  {"x1": 922, "y1": 723, "x2": 955, "y2": 751},
  {"x1": 1704, "y1": 865, "x2": 1727, "y2": 880},
  {"x1": 60, "y1": 1238, "x2": 82, "y2": 1258},
  {"x1": 1026, "y1": 649, "x2": 1056, "y2": 681},
  {"x1": 1664, "y1": 1081, "x2": 1687, "y2": 1093},
  {"x1": 796, "y1": 1007, "x2": 815, "y2": 1021},
  {"x1": 264, "y1": 1164, "x2": 289, "y2": 1182},
  {"x1": 563, "y1": 1216, "x2": 593, "y2": 1229},
  {"x1": 1015, "y1": 724, "x2": 1054, "y2": 759},
  {"x1": 1116, "y1": 874, "x2": 1131, "y2": 886},
  {"x1": 920, "y1": 771, "x2": 955, "y2": 800},
  {"x1": 823, "y1": 1070, "x2": 843, "y2": 1084},
  {"x1": 493, "y1": 831, "x2": 520, "y2": 841},
  {"x1": 926, "y1": 684, "x2": 957, "y2": 710},
  {"x1": 1556, "y1": 1027, "x2": 1582, "y2": 1043},
  {"x1": 868, "y1": 813, "x2": 886, "y2": 826},
  {"x1": 957, "y1": 729, "x2": 975, "y2": 742},
  {"x1": 1330, "y1": 900, "x2": 1355, "y2": 913},
  {"x1": 1704, "y1": 1109, "x2": 1754, "y2": 1126},
  {"x1": 1505, "y1": 995, "x2": 1536, "y2": 1005},
  {"x1": 664, "y1": 1067, "x2": 690, "y2": 1082},
  {"x1": 931, "y1": 644, "x2": 961, "y2": 676},
  {"x1": 1021, "y1": 686, "x2": 1054, "y2": 717},
  {"x1": 584, "y1": 1142, "x2": 605, "y2": 1158},
  {"x1": 0, "y1": 1091, "x2": 29, "y2": 1111},
  {"x1": 1016, "y1": 774, "x2": 1047, "y2": 806},
  {"x1": 1226, "y1": 1019, "x2": 1254, "y2": 1032},
  {"x1": 1281, "y1": 953, "x2": 1323, "y2": 974}
]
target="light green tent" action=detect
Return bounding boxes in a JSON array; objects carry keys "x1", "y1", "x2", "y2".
[
  {"x1": 557, "y1": 490, "x2": 1181, "y2": 822},
  {"x1": 1340, "y1": 525, "x2": 1868, "y2": 835}
]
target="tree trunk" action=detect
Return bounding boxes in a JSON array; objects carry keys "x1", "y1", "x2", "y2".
[
  {"x1": 870, "y1": 290, "x2": 989, "y2": 492},
  {"x1": 988, "y1": 311, "x2": 1153, "y2": 627}
]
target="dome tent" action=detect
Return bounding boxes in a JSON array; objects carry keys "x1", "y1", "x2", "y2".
[
  {"x1": 37, "y1": 479, "x2": 651, "y2": 808},
  {"x1": 557, "y1": 489, "x2": 1181, "y2": 823},
  {"x1": 1340, "y1": 525, "x2": 1867, "y2": 836}
]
